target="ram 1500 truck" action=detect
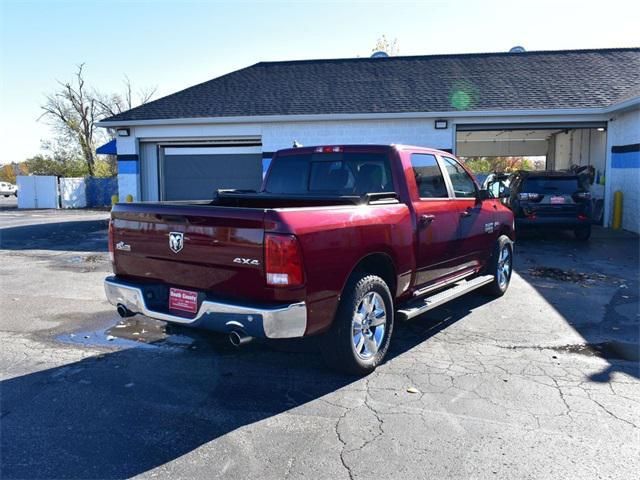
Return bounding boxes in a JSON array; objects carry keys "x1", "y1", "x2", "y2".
[{"x1": 105, "y1": 145, "x2": 514, "y2": 374}]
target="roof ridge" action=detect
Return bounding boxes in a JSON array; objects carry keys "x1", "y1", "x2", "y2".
[{"x1": 254, "y1": 47, "x2": 640, "y2": 66}]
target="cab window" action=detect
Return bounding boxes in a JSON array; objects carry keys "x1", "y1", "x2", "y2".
[
  {"x1": 410, "y1": 154, "x2": 448, "y2": 198},
  {"x1": 442, "y1": 157, "x2": 476, "y2": 198}
]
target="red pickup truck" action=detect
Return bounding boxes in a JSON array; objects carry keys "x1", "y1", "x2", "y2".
[{"x1": 105, "y1": 145, "x2": 514, "y2": 374}]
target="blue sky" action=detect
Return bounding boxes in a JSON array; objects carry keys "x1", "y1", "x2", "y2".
[{"x1": 1, "y1": 0, "x2": 638, "y2": 164}]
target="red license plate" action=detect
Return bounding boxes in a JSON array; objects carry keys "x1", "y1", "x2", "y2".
[
  {"x1": 169, "y1": 287, "x2": 198, "y2": 313},
  {"x1": 550, "y1": 196, "x2": 565, "y2": 204}
]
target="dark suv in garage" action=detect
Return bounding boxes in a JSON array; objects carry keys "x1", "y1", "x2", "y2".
[{"x1": 507, "y1": 171, "x2": 592, "y2": 240}]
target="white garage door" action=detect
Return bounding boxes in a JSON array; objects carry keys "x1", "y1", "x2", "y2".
[{"x1": 161, "y1": 146, "x2": 263, "y2": 201}]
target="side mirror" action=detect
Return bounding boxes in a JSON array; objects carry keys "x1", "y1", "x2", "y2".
[{"x1": 478, "y1": 189, "x2": 491, "y2": 200}]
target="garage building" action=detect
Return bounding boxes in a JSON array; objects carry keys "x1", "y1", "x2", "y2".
[{"x1": 99, "y1": 48, "x2": 640, "y2": 232}]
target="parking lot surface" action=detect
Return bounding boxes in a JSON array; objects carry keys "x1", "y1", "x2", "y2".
[{"x1": 1, "y1": 209, "x2": 638, "y2": 479}]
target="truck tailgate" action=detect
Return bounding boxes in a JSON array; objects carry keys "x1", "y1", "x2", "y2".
[{"x1": 110, "y1": 203, "x2": 266, "y2": 300}]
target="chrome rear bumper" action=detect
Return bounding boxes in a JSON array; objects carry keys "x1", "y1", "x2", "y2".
[{"x1": 104, "y1": 276, "x2": 307, "y2": 339}]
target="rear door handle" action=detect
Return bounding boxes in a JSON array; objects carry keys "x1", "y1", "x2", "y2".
[{"x1": 419, "y1": 214, "x2": 435, "y2": 227}]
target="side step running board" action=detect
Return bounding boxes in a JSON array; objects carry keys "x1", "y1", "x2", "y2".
[{"x1": 396, "y1": 275, "x2": 494, "y2": 321}]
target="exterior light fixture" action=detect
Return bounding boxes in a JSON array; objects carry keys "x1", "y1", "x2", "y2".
[
  {"x1": 597, "y1": 127, "x2": 606, "y2": 132},
  {"x1": 117, "y1": 128, "x2": 130, "y2": 137},
  {"x1": 434, "y1": 120, "x2": 448, "y2": 130}
]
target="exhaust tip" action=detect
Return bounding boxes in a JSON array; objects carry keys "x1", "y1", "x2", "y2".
[
  {"x1": 229, "y1": 330, "x2": 253, "y2": 347},
  {"x1": 117, "y1": 304, "x2": 134, "y2": 318}
]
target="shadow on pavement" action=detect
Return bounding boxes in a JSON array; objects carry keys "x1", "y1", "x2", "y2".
[
  {"x1": 514, "y1": 228, "x2": 639, "y2": 382},
  {"x1": 0, "y1": 219, "x2": 108, "y2": 252},
  {"x1": 0, "y1": 303, "x2": 476, "y2": 480}
]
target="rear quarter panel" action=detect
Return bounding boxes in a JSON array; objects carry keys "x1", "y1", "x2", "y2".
[{"x1": 269, "y1": 203, "x2": 414, "y2": 335}]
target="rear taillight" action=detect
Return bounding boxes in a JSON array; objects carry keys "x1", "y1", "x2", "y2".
[
  {"x1": 108, "y1": 220, "x2": 114, "y2": 263},
  {"x1": 265, "y1": 233, "x2": 304, "y2": 287},
  {"x1": 518, "y1": 193, "x2": 542, "y2": 201}
]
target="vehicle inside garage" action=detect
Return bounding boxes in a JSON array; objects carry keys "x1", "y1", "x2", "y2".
[{"x1": 456, "y1": 124, "x2": 608, "y2": 223}]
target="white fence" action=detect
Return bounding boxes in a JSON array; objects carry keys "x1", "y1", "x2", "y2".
[
  {"x1": 15, "y1": 175, "x2": 117, "y2": 209},
  {"x1": 17, "y1": 176, "x2": 59, "y2": 209},
  {"x1": 59, "y1": 177, "x2": 87, "y2": 208}
]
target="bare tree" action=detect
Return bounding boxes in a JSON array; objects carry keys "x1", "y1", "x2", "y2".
[
  {"x1": 371, "y1": 35, "x2": 400, "y2": 56},
  {"x1": 40, "y1": 64, "x2": 99, "y2": 175},
  {"x1": 94, "y1": 75, "x2": 157, "y2": 118}
]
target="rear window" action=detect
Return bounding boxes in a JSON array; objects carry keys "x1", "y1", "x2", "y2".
[
  {"x1": 265, "y1": 152, "x2": 394, "y2": 195},
  {"x1": 523, "y1": 177, "x2": 582, "y2": 194}
]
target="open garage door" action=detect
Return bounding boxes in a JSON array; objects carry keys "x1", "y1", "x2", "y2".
[
  {"x1": 456, "y1": 122, "x2": 608, "y2": 222},
  {"x1": 160, "y1": 146, "x2": 263, "y2": 201}
]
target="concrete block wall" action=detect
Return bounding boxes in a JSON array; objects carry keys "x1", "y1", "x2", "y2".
[
  {"x1": 261, "y1": 118, "x2": 453, "y2": 153},
  {"x1": 607, "y1": 107, "x2": 640, "y2": 233}
]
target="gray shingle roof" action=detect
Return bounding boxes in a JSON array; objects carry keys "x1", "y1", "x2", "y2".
[{"x1": 103, "y1": 48, "x2": 640, "y2": 123}]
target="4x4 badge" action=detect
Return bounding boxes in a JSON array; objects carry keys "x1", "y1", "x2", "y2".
[{"x1": 169, "y1": 232, "x2": 184, "y2": 253}]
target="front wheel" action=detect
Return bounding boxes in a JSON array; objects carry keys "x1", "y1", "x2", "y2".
[
  {"x1": 320, "y1": 273, "x2": 394, "y2": 375},
  {"x1": 482, "y1": 235, "x2": 513, "y2": 297}
]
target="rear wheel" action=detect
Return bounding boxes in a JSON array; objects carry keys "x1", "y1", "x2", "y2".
[
  {"x1": 574, "y1": 225, "x2": 591, "y2": 241},
  {"x1": 482, "y1": 235, "x2": 513, "y2": 297},
  {"x1": 320, "y1": 273, "x2": 394, "y2": 375}
]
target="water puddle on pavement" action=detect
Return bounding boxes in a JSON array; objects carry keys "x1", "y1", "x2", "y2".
[
  {"x1": 548, "y1": 342, "x2": 639, "y2": 362},
  {"x1": 56, "y1": 315, "x2": 209, "y2": 351}
]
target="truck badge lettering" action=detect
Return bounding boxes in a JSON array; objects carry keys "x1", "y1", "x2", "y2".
[{"x1": 233, "y1": 257, "x2": 260, "y2": 266}]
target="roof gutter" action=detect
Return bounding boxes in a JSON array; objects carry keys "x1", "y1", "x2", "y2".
[{"x1": 97, "y1": 99, "x2": 640, "y2": 128}]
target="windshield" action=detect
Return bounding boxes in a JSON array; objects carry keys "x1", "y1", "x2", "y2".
[
  {"x1": 523, "y1": 177, "x2": 583, "y2": 194},
  {"x1": 264, "y1": 152, "x2": 394, "y2": 196}
]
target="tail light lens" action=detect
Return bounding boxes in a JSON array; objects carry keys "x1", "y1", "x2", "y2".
[
  {"x1": 108, "y1": 220, "x2": 115, "y2": 263},
  {"x1": 518, "y1": 193, "x2": 542, "y2": 201},
  {"x1": 265, "y1": 233, "x2": 304, "y2": 287}
]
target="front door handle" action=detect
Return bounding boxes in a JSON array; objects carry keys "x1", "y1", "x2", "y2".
[
  {"x1": 460, "y1": 209, "x2": 472, "y2": 218},
  {"x1": 419, "y1": 214, "x2": 435, "y2": 227}
]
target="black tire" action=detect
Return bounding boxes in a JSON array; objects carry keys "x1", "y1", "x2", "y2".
[
  {"x1": 481, "y1": 235, "x2": 513, "y2": 297},
  {"x1": 3, "y1": 195, "x2": 8, "y2": 198},
  {"x1": 320, "y1": 273, "x2": 394, "y2": 376},
  {"x1": 574, "y1": 226, "x2": 591, "y2": 241}
]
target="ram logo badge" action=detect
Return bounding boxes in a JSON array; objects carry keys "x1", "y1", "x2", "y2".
[
  {"x1": 169, "y1": 232, "x2": 184, "y2": 253},
  {"x1": 233, "y1": 257, "x2": 260, "y2": 266}
]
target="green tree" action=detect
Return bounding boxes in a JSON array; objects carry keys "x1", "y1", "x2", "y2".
[{"x1": 461, "y1": 156, "x2": 539, "y2": 174}]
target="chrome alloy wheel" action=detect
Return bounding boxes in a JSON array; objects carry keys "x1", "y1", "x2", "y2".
[
  {"x1": 497, "y1": 245, "x2": 512, "y2": 289},
  {"x1": 352, "y1": 291, "x2": 387, "y2": 359}
]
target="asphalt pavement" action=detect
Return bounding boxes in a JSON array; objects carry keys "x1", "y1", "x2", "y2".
[{"x1": 0, "y1": 209, "x2": 638, "y2": 479}]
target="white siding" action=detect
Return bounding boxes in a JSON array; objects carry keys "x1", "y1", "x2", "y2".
[
  {"x1": 261, "y1": 118, "x2": 453, "y2": 153},
  {"x1": 606, "y1": 107, "x2": 640, "y2": 233}
]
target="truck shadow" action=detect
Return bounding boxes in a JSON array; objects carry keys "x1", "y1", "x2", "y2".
[{"x1": 2, "y1": 310, "x2": 458, "y2": 480}]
